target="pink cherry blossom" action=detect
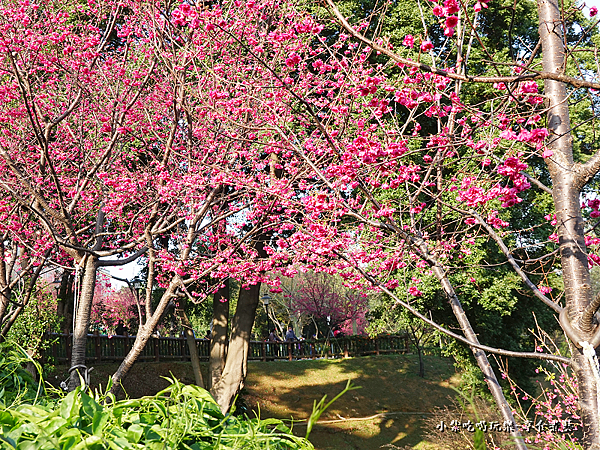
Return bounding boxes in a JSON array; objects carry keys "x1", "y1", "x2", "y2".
[
  {"x1": 420, "y1": 40, "x2": 434, "y2": 52},
  {"x1": 408, "y1": 286, "x2": 423, "y2": 296},
  {"x1": 403, "y1": 34, "x2": 415, "y2": 48}
]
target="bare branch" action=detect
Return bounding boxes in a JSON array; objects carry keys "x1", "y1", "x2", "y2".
[
  {"x1": 468, "y1": 209, "x2": 563, "y2": 313},
  {"x1": 97, "y1": 247, "x2": 148, "y2": 267},
  {"x1": 350, "y1": 259, "x2": 571, "y2": 365},
  {"x1": 325, "y1": 0, "x2": 600, "y2": 90}
]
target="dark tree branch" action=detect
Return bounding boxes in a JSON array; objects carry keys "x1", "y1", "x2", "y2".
[
  {"x1": 349, "y1": 259, "x2": 572, "y2": 365},
  {"x1": 468, "y1": 209, "x2": 563, "y2": 313},
  {"x1": 325, "y1": 0, "x2": 600, "y2": 90}
]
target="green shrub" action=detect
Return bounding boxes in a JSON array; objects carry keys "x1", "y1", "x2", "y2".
[
  {"x1": 0, "y1": 377, "x2": 313, "y2": 450},
  {"x1": 0, "y1": 344, "x2": 44, "y2": 407}
]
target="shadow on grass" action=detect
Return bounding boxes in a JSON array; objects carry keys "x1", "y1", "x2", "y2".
[
  {"x1": 243, "y1": 354, "x2": 460, "y2": 450},
  {"x1": 47, "y1": 354, "x2": 459, "y2": 449}
]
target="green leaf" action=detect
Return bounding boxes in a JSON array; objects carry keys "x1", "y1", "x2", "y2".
[
  {"x1": 71, "y1": 435, "x2": 103, "y2": 450},
  {"x1": 91, "y1": 410, "x2": 109, "y2": 436},
  {"x1": 59, "y1": 390, "x2": 79, "y2": 421},
  {"x1": 473, "y1": 428, "x2": 486, "y2": 450},
  {"x1": 81, "y1": 391, "x2": 101, "y2": 419},
  {"x1": 181, "y1": 385, "x2": 219, "y2": 406},
  {"x1": 38, "y1": 416, "x2": 68, "y2": 435},
  {"x1": 57, "y1": 428, "x2": 82, "y2": 450},
  {"x1": 126, "y1": 424, "x2": 144, "y2": 443},
  {"x1": 106, "y1": 436, "x2": 137, "y2": 450},
  {"x1": 0, "y1": 410, "x2": 17, "y2": 427}
]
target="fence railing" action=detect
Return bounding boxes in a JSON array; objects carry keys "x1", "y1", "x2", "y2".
[{"x1": 43, "y1": 332, "x2": 409, "y2": 363}]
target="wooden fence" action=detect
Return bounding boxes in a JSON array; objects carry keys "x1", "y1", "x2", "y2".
[{"x1": 43, "y1": 332, "x2": 409, "y2": 363}]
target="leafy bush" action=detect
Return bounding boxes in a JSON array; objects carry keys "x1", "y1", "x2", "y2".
[
  {"x1": 5, "y1": 289, "x2": 62, "y2": 362},
  {"x1": 0, "y1": 344, "x2": 313, "y2": 450},
  {"x1": 0, "y1": 378, "x2": 313, "y2": 450},
  {"x1": 0, "y1": 344, "x2": 44, "y2": 407}
]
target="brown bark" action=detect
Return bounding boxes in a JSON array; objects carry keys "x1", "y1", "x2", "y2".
[
  {"x1": 177, "y1": 300, "x2": 204, "y2": 388},
  {"x1": 0, "y1": 255, "x2": 47, "y2": 338},
  {"x1": 209, "y1": 281, "x2": 229, "y2": 389},
  {"x1": 0, "y1": 241, "x2": 9, "y2": 328},
  {"x1": 537, "y1": 0, "x2": 600, "y2": 447},
  {"x1": 210, "y1": 282, "x2": 261, "y2": 413},
  {"x1": 109, "y1": 282, "x2": 179, "y2": 396},
  {"x1": 67, "y1": 255, "x2": 98, "y2": 391}
]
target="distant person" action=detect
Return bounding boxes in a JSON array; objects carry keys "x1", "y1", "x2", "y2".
[
  {"x1": 285, "y1": 325, "x2": 297, "y2": 341},
  {"x1": 268, "y1": 329, "x2": 281, "y2": 342},
  {"x1": 115, "y1": 322, "x2": 127, "y2": 336},
  {"x1": 205, "y1": 329, "x2": 212, "y2": 340}
]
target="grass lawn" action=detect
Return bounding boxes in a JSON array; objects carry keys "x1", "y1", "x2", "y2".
[
  {"x1": 243, "y1": 354, "x2": 460, "y2": 449},
  {"x1": 47, "y1": 354, "x2": 460, "y2": 449}
]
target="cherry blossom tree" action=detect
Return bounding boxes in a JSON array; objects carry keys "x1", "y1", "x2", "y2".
[
  {"x1": 6, "y1": 2, "x2": 600, "y2": 447},
  {"x1": 146, "y1": 0, "x2": 600, "y2": 446},
  {"x1": 257, "y1": 0, "x2": 600, "y2": 447},
  {"x1": 286, "y1": 272, "x2": 368, "y2": 337},
  {"x1": 90, "y1": 274, "x2": 139, "y2": 334},
  {"x1": 0, "y1": 0, "x2": 183, "y2": 390}
]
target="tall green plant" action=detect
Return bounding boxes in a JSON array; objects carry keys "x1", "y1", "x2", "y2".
[
  {"x1": 1, "y1": 376, "x2": 315, "y2": 450},
  {"x1": 6, "y1": 288, "x2": 62, "y2": 360},
  {"x1": 0, "y1": 343, "x2": 44, "y2": 408}
]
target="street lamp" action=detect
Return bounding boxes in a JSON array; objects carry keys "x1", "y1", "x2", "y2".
[
  {"x1": 132, "y1": 277, "x2": 143, "y2": 292},
  {"x1": 261, "y1": 293, "x2": 275, "y2": 336},
  {"x1": 129, "y1": 277, "x2": 144, "y2": 330},
  {"x1": 261, "y1": 293, "x2": 271, "y2": 308},
  {"x1": 51, "y1": 272, "x2": 62, "y2": 297}
]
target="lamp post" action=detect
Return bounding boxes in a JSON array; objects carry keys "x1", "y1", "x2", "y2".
[
  {"x1": 51, "y1": 272, "x2": 62, "y2": 297},
  {"x1": 261, "y1": 293, "x2": 271, "y2": 309},
  {"x1": 261, "y1": 293, "x2": 274, "y2": 335},
  {"x1": 132, "y1": 277, "x2": 142, "y2": 299},
  {"x1": 130, "y1": 276, "x2": 144, "y2": 329}
]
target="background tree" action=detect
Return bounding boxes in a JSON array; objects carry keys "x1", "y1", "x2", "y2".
[{"x1": 286, "y1": 272, "x2": 369, "y2": 337}]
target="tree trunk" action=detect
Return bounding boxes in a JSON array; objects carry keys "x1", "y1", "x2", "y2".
[
  {"x1": 177, "y1": 301, "x2": 204, "y2": 388},
  {"x1": 538, "y1": 0, "x2": 600, "y2": 447},
  {"x1": 209, "y1": 281, "x2": 229, "y2": 389},
  {"x1": 109, "y1": 282, "x2": 179, "y2": 396},
  {"x1": 56, "y1": 272, "x2": 73, "y2": 332},
  {"x1": 408, "y1": 324, "x2": 425, "y2": 378},
  {"x1": 210, "y1": 283, "x2": 260, "y2": 413},
  {"x1": 67, "y1": 256, "x2": 98, "y2": 391},
  {"x1": 433, "y1": 266, "x2": 528, "y2": 450},
  {"x1": 417, "y1": 345, "x2": 424, "y2": 378},
  {"x1": 0, "y1": 241, "x2": 9, "y2": 328}
]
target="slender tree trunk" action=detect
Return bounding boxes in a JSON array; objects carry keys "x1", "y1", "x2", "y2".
[
  {"x1": 417, "y1": 345, "x2": 424, "y2": 378},
  {"x1": 67, "y1": 256, "x2": 98, "y2": 391},
  {"x1": 409, "y1": 325, "x2": 425, "y2": 378},
  {"x1": 56, "y1": 272, "x2": 71, "y2": 324},
  {"x1": 0, "y1": 241, "x2": 9, "y2": 328},
  {"x1": 209, "y1": 281, "x2": 229, "y2": 390},
  {"x1": 109, "y1": 282, "x2": 179, "y2": 396},
  {"x1": 538, "y1": 0, "x2": 600, "y2": 447},
  {"x1": 433, "y1": 266, "x2": 528, "y2": 450},
  {"x1": 210, "y1": 283, "x2": 261, "y2": 413},
  {"x1": 1, "y1": 251, "x2": 49, "y2": 339},
  {"x1": 177, "y1": 301, "x2": 204, "y2": 388}
]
